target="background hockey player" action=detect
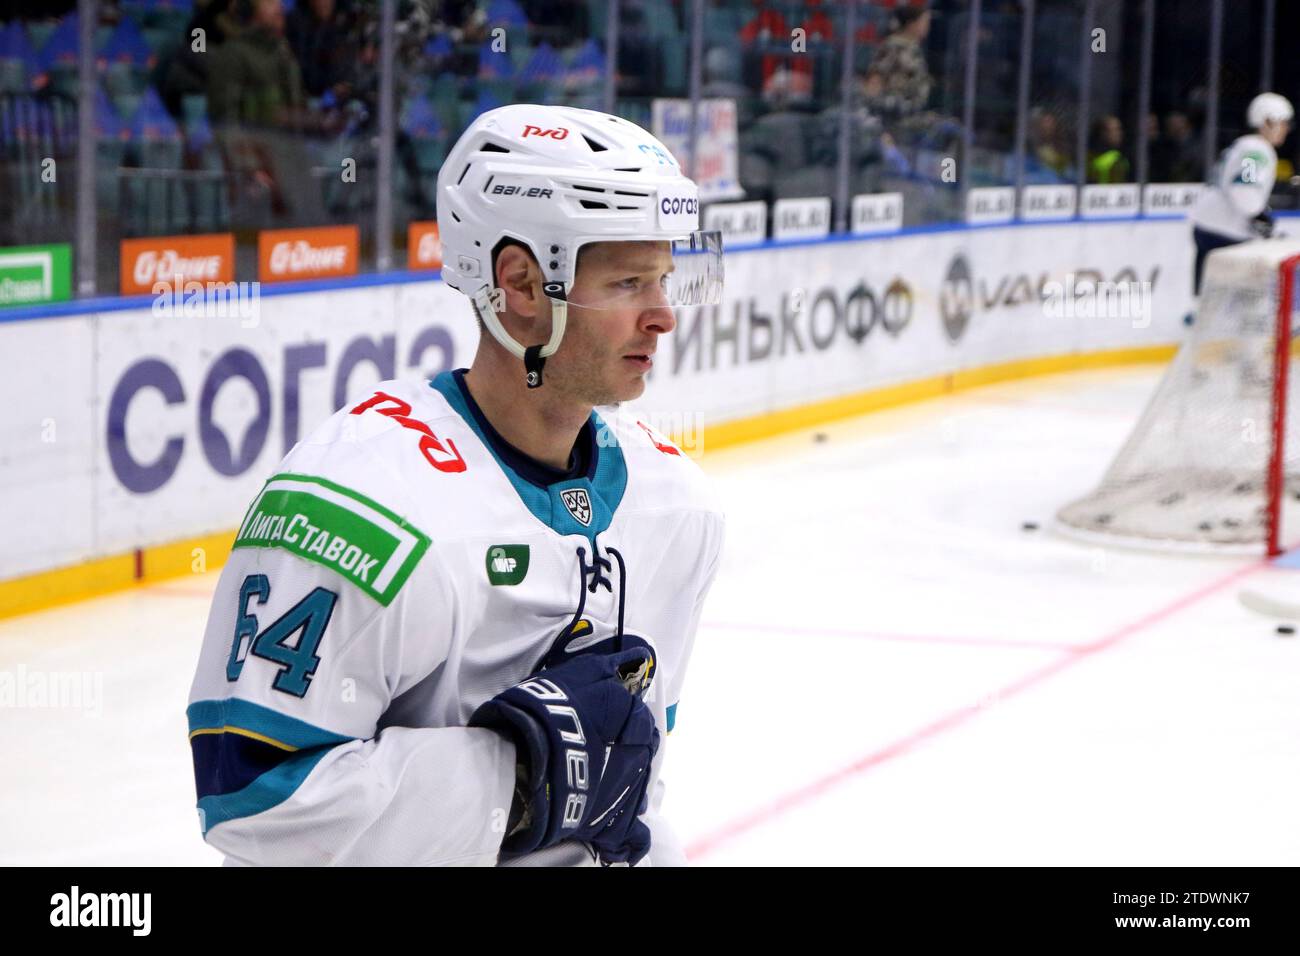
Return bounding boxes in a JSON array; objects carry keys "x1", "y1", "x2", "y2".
[
  {"x1": 186, "y1": 104, "x2": 726, "y2": 866},
  {"x1": 1188, "y1": 92, "x2": 1294, "y2": 295}
]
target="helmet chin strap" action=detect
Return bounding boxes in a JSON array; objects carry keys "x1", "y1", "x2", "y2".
[
  {"x1": 472, "y1": 282, "x2": 569, "y2": 389},
  {"x1": 523, "y1": 344, "x2": 545, "y2": 389}
]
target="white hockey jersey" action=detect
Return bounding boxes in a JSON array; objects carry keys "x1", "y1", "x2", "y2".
[
  {"x1": 1189, "y1": 133, "x2": 1278, "y2": 240},
  {"x1": 186, "y1": 369, "x2": 725, "y2": 866}
]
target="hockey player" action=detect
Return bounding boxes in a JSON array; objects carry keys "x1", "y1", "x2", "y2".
[
  {"x1": 1188, "y1": 92, "x2": 1293, "y2": 295},
  {"x1": 186, "y1": 104, "x2": 726, "y2": 866}
]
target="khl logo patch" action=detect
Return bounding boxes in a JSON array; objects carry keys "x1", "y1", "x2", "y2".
[{"x1": 560, "y1": 487, "x2": 592, "y2": 526}]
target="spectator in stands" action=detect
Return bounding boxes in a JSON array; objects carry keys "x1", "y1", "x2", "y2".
[
  {"x1": 521, "y1": 1, "x2": 590, "y2": 46},
  {"x1": 761, "y1": 64, "x2": 814, "y2": 115},
  {"x1": 739, "y1": 67, "x2": 820, "y2": 202},
  {"x1": 286, "y1": 0, "x2": 356, "y2": 102},
  {"x1": 1150, "y1": 110, "x2": 1200, "y2": 183},
  {"x1": 437, "y1": 0, "x2": 491, "y2": 78},
  {"x1": 208, "y1": 0, "x2": 323, "y2": 226},
  {"x1": 813, "y1": 79, "x2": 889, "y2": 196},
  {"x1": 739, "y1": 0, "x2": 789, "y2": 91},
  {"x1": 789, "y1": 0, "x2": 835, "y2": 96},
  {"x1": 1087, "y1": 114, "x2": 1131, "y2": 184},
  {"x1": 1029, "y1": 108, "x2": 1070, "y2": 180},
  {"x1": 613, "y1": 1, "x2": 659, "y2": 99},
  {"x1": 864, "y1": 4, "x2": 961, "y2": 156},
  {"x1": 159, "y1": 0, "x2": 245, "y2": 120},
  {"x1": 335, "y1": 4, "x2": 378, "y2": 122},
  {"x1": 702, "y1": 46, "x2": 748, "y2": 102},
  {"x1": 208, "y1": 0, "x2": 304, "y2": 129},
  {"x1": 739, "y1": 0, "x2": 787, "y2": 44},
  {"x1": 868, "y1": 5, "x2": 933, "y2": 131},
  {"x1": 336, "y1": 5, "x2": 437, "y2": 221},
  {"x1": 701, "y1": 45, "x2": 756, "y2": 127}
]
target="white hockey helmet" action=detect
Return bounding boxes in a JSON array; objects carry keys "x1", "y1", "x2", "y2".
[
  {"x1": 1247, "y1": 92, "x2": 1294, "y2": 130},
  {"x1": 437, "y1": 104, "x2": 723, "y2": 387}
]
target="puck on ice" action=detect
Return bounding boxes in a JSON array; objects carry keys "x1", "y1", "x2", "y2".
[
  {"x1": 1277, "y1": 624, "x2": 1295, "y2": 636},
  {"x1": 1022, "y1": 521, "x2": 1039, "y2": 531},
  {"x1": 813, "y1": 432, "x2": 828, "y2": 443}
]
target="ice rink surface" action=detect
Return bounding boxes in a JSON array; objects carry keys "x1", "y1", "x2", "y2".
[{"x1": 3, "y1": 364, "x2": 1297, "y2": 866}]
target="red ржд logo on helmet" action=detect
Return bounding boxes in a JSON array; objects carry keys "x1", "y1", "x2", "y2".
[{"x1": 522, "y1": 125, "x2": 569, "y2": 140}]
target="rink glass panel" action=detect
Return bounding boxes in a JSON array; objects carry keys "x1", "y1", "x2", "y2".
[
  {"x1": 389, "y1": 1, "x2": 610, "y2": 272},
  {"x1": 0, "y1": 1, "x2": 1287, "y2": 300}
]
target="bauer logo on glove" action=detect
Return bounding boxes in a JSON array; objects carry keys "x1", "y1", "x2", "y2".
[{"x1": 470, "y1": 641, "x2": 660, "y2": 865}]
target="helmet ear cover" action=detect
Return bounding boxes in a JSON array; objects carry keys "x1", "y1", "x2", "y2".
[
  {"x1": 487, "y1": 237, "x2": 626, "y2": 321},
  {"x1": 490, "y1": 237, "x2": 597, "y2": 287}
]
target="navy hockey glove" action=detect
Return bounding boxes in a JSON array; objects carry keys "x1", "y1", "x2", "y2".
[
  {"x1": 470, "y1": 644, "x2": 660, "y2": 865},
  {"x1": 535, "y1": 625, "x2": 655, "y2": 695}
]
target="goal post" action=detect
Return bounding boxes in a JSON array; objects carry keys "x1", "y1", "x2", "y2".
[
  {"x1": 1057, "y1": 238, "x2": 1300, "y2": 554},
  {"x1": 1264, "y1": 251, "x2": 1300, "y2": 555}
]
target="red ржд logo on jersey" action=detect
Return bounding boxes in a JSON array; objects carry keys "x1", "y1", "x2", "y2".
[
  {"x1": 636, "y1": 420, "x2": 680, "y2": 457},
  {"x1": 350, "y1": 391, "x2": 467, "y2": 473}
]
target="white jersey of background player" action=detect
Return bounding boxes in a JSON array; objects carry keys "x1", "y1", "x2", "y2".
[
  {"x1": 1189, "y1": 93, "x2": 1293, "y2": 293},
  {"x1": 187, "y1": 105, "x2": 726, "y2": 866}
]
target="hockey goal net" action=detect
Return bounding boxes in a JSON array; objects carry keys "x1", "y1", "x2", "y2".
[{"x1": 1058, "y1": 237, "x2": 1300, "y2": 555}]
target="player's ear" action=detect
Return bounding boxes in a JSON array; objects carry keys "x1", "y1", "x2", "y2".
[{"x1": 495, "y1": 244, "x2": 544, "y2": 323}]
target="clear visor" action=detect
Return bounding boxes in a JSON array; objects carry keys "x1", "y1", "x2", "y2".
[{"x1": 559, "y1": 230, "x2": 724, "y2": 311}]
